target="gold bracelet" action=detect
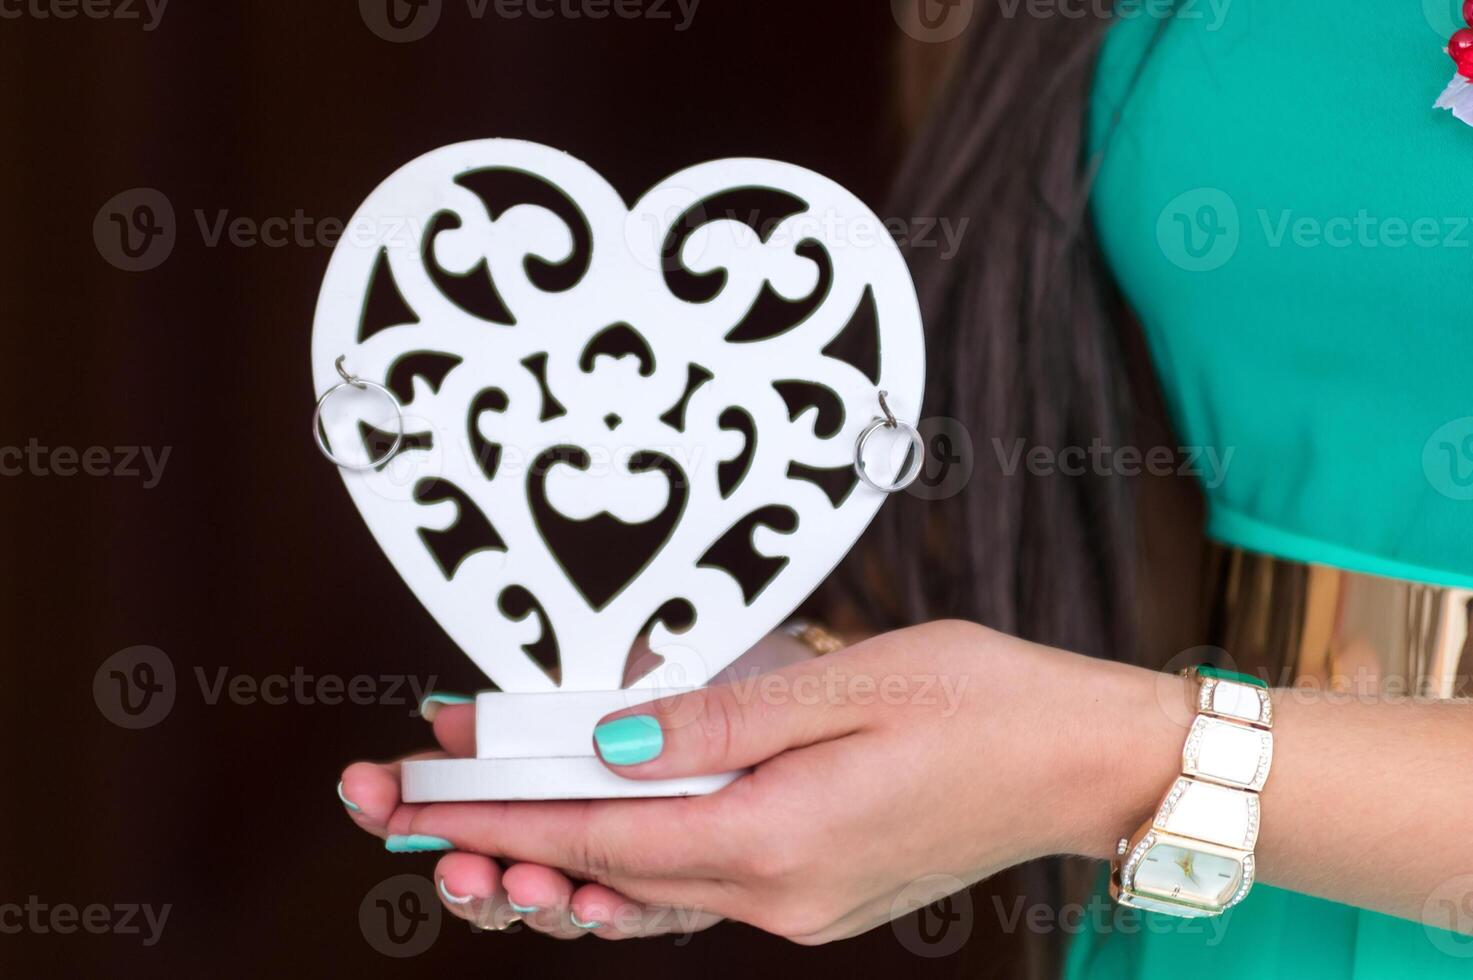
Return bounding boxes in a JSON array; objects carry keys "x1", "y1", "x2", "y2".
[{"x1": 780, "y1": 619, "x2": 846, "y2": 656}]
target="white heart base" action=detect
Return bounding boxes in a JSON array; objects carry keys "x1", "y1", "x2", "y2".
[
  {"x1": 400, "y1": 757, "x2": 741, "y2": 801},
  {"x1": 400, "y1": 690, "x2": 744, "y2": 801}
]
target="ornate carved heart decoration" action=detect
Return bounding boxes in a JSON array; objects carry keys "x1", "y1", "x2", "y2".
[{"x1": 311, "y1": 139, "x2": 924, "y2": 694}]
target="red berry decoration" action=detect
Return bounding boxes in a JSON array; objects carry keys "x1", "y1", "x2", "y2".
[
  {"x1": 1455, "y1": 34, "x2": 1473, "y2": 80},
  {"x1": 1437, "y1": 15, "x2": 1473, "y2": 123},
  {"x1": 1451, "y1": 27, "x2": 1473, "y2": 78},
  {"x1": 1451, "y1": 27, "x2": 1473, "y2": 58}
]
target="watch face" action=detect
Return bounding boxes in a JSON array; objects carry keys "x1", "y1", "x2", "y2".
[{"x1": 1133, "y1": 841, "x2": 1242, "y2": 908}]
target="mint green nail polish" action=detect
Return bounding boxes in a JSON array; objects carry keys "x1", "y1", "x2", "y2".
[
  {"x1": 593, "y1": 715, "x2": 664, "y2": 766},
  {"x1": 337, "y1": 780, "x2": 361, "y2": 813},
  {"x1": 509, "y1": 901, "x2": 539, "y2": 914},
  {"x1": 419, "y1": 692, "x2": 474, "y2": 721},
  {"x1": 570, "y1": 913, "x2": 601, "y2": 929},
  {"x1": 385, "y1": 834, "x2": 454, "y2": 853}
]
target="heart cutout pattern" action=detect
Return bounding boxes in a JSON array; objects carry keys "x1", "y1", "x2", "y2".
[
  {"x1": 312, "y1": 140, "x2": 924, "y2": 692},
  {"x1": 527, "y1": 446, "x2": 687, "y2": 611}
]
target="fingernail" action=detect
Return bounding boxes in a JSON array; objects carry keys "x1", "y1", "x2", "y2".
[
  {"x1": 438, "y1": 878, "x2": 474, "y2": 905},
  {"x1": 593, "y1": 715, "x2": 664, "y2": 766},
  {"x1": 419, "y1": 692, "x2": 474, "y2": 721},
  {"x1": 336, "y1": 780, "x2": 361, "y2": 813},
  {"x1": 508, "y1": 900, "x2": 539, "y2": 914},
  {"x1": 385, "y1": 834, "x2": 454, "y2": 853},
  {"x1": 570, "y1": 913, "x2": 602, "y2": 930}
]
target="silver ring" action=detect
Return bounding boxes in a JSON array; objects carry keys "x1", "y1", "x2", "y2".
[
  {"x1": 854, "y1": 415, "x2": 924, "y2": 493},
  {"x1": 312, "y1": 362, "x2": 404, "y2": 470}
]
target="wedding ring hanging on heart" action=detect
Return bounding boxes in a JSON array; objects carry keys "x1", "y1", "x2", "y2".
[
  {"x1": 854, "y1": 390, "x2": 924, "y2": 494},
  {"x1": 312, "y1": 355, "x2": 406, "y2": 470}
]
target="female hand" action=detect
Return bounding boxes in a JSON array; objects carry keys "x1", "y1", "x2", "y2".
[
  {"x1": 337, "y1": 628, "x2": 825, "y2": 938},
  {"x1": 341, "y1": 620, "x2": 1181, "y2": 944}
]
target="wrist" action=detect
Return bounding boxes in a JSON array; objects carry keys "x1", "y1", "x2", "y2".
[{"x1": 1045, "y1": 655, "x2": 1190, "y2": 861}]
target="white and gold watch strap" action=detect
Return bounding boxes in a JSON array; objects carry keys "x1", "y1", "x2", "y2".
[{"x1": 1112, "y1": 666, "x2": 1275, "y2": 916}]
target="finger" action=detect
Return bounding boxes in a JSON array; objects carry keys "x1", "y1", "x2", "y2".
[
  {"x1": 499, "y1": 863, "x2": 591, "y2": 940},
  {"x1": 339, "y1": 754, "x2": 444, "y2": 837},
  {"x1": 564, "y1": 882, "x2": 639, "y2": 938},
  {"x1": 416, "y1": 691, "x2": 476, "y2": 757},
  {"x1": 430, "y1": 704, "x2": 475, "y2": 757},
  {"x1": 433, "y1": 852, "x2": 519, "y2": 932},
  {"x1": 500, "y1": 861, "x2": 573, "y2": 915},
  {"x1": 424, "y1": 636, "x2": 815, "y2": 775},
  {"x1": 590, "y1": 655, "x2": 867, "y2": 779},
  {"x1": 567, "y1": 882, "x2": 723, "y2": 940},
  {"x1": 418, "y1": 692, "x2": 474, "y2": 722},
  {"x1": 397, "y1": 796, "x2": 737, "y2": 879}
]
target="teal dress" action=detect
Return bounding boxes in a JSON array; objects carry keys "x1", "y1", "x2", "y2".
[{"x1": 1069, "y1": 3, "x2": 1473, "y2": 976}]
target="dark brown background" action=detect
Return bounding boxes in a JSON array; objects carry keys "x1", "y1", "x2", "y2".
[{"x1": 0, "y1": 1, "x2": 1011, "y2": 976}]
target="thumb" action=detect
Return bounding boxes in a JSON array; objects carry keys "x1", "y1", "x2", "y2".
[{"x1": 590, "y1": 658, "x2": 864, "y2": 778}]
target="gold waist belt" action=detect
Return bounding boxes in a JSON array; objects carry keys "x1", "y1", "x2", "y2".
[{"x1": 1206, "y1": 548, "x2": 1472, "y2": 701}]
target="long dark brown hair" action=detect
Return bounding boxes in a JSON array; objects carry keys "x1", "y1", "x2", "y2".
[
  {"x1": 827, "y1": 5, "x2": 1185, "y2": 978},
  {"x1": 833, "y1": 5, "x2": 1169, "y2": 658}
]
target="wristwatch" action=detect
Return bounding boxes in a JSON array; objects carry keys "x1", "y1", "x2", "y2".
[{"x1": 1109, "y1": 665, "x2": 1275, "y2": 917}]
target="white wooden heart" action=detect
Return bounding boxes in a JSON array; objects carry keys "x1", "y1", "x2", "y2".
[{"x1": 311, "y1": 139, "x2": 924, "y2": 697}]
